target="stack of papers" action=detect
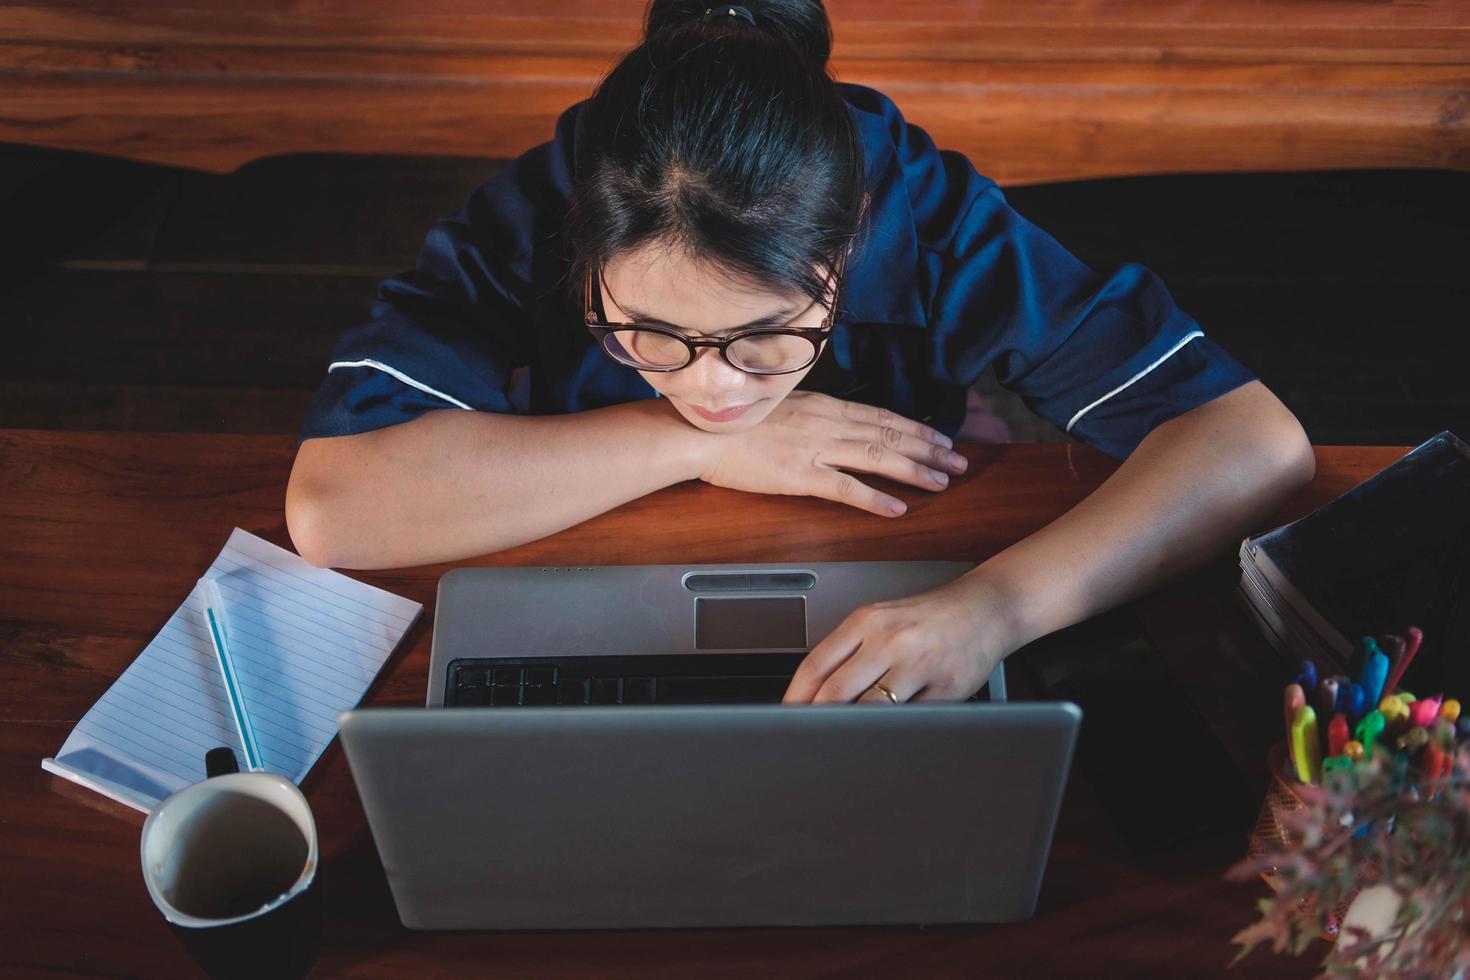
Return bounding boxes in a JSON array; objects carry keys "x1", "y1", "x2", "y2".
[
  {"x1": 42, "y1": 528, "x2": 422, "y2": 812},
  {"x1": 1236, "y1": 431, "x2": 1470, "y2": 693}
]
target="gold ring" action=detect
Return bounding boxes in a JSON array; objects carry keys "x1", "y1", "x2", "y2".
[{"x1": 870, "y1": 680, "x2": 900, "y2": 704}]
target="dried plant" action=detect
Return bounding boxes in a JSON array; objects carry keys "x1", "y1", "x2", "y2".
[{"x1": 1226, "y1": 743, "x2": 1470, "y2": 978}]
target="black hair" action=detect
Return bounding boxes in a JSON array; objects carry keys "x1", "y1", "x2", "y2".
[{"x1": 564, "y1": 0, "x2": 867, "y2": 311}]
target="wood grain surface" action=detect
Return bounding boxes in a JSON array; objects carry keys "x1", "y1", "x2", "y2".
[
  {"x1": 2, "y1": 0, "x2": 1467, "y2": 181},
  {"x1": 0, "y1": 430, "x2": 1404, "y2": 977}
]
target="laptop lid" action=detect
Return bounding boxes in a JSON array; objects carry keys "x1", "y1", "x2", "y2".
[{"x1": 338, "y1": 702, "x2": 1080, "y2": 930}]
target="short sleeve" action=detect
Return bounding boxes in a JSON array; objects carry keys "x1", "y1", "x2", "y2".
[
  {"x1": 925, "y1": 185, "x2": 1257, "y2": 459},
  {"x1": 297, "y1": 187, "x2": 537, "y2": 443}
]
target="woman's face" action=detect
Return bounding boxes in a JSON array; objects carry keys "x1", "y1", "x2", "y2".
[{"x1": 599, "y1": 243, "x2": 837, "y2": 433}]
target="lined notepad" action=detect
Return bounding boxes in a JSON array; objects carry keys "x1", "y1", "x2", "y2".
[{"x1": 42, "y1": 528, "x2": 422, "y2": 813}]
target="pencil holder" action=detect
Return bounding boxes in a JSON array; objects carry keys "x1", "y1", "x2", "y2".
[{"x1": 1246, "y1": 740, "x2": 1358, "y2": 938}]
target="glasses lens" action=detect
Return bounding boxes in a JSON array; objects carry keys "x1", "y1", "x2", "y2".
[
  {"x1": 727, "y1": 333, "x2": 820, "y2": 374},
  {"x1": 605, "y1": 330, "x2": 690, "y2": 369}
]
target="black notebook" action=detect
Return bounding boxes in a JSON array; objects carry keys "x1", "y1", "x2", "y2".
[{"x1": 1239, "y1": 431, "x2": 1470, "y2": 697}]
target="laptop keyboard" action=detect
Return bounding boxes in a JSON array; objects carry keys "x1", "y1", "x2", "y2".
[{"x1": 445, "y1": 653, "x2": 808, "y2": 707}]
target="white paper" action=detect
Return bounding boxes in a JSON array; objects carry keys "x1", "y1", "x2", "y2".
[{"x1": 42, "y1": 528, "x2": 422, "y2": 811}]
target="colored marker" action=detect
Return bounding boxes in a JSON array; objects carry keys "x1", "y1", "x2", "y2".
[
  {"x1": 1379, "y1": 695, "x2": 1411, "y2": 733},
  {"x1": 1327, "y1": 713, "x2": 1349, "y2": 758},
  {"x1": 1441, "y1": 699, "x2": 1461, "y2": 724},
  {"x1": 1395, "y1": 726, "x2": 1429, "y2": 757},
  {"x1": 1383, "y1": 626, "x2": 1423, "y2": 696},
  {"x1": 1323, "y1": 755, "x2": 1353, "y2": 778},
  {"x1": 1352, "y1": 637, "x2": 1378, "y2": 681},
  {"x1": 1431, "y1": 719, "x2": 1456, "y2": 780},
  {"x1": 1355, "y1": 710, "x2": 1386, "y2": 755},
  {"x1": 1344, "y1": 739, "x2": 1364, "y2": 762},
  {"x1": 1296, "y1": 659, "x2": 1318, "y2": 692},
  {"x1": 1423, "y1": 742, "x2": 1449, "y2": 794},
  {"x1": 1437, "y1": 725, "x2": 1456, "y2": 784},
  {"x1": 1317, "y1": 677, "x2": 1340, "y2": 721},
  {"x1": 1291, "y1": 705, "x2": 1322, "y2": 783},
  {"x1": 1343, "y1": 682, "x2": 1365, "y2": 726},
  {"x1": 1361, "y1": 652, "x2": 1390, "y2": 718},
  {"x1": 1284, "y1": 684, "x2": 1306, "y2": 767},
  {"x1": 1410, "y1": 695, "x2": 1443, "y2": 729}
]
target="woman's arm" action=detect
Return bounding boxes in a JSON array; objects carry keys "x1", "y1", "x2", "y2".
[
  {"x1": 287, "y1": 399, "x2": 706, "y2": 569},
  {"x1": 974, "y1": 379, "x2": 1314, "y2": 648},
  {"x1": 286, "y1": 391, "x2": 963, "y2": 569},
  {"x1": 783, "y1": 380, "x2": 1316, "y2": 702}
]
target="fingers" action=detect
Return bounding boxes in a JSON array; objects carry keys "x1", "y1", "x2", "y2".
[
  {"x1": 783, "y1": 618, "x2": 864, "y2": 702},
  {"x1": 810, "y1": 647, "x2": 887, "y2": 703},
  {"x1": 809, "y1": 468, "x2": 908, "y2": 517},
  {"x1": 814, "y1": 655, "x2": 925, "y2": 704},
  {"x1": 784, "y1": 609, "x2": 921, "y2": 705},
  {"x1": 779, "y1": 394, "x2": 972, "y2": 515},
  {"x1": 820, "y1": 438, "x2": 957, "y2": 494},
  {"x1": 855, "y1": 670, "x2": 925, "y2": 704},
  {"x1": 836, "y1": 401, "x2": 953, "y2": 451},
  {"x1": 848, "y1": 423, "x2": 969, "y2": 479},
  {"x1": 783, "y1": 596, "x2": 983, "y2": 705}
]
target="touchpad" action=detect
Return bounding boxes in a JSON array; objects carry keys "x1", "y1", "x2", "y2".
[{"x1": 695, "y1": 597, "x2": 806, "y2": 650}]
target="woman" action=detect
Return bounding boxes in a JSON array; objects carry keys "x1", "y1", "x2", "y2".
[{"x1": 286, "y1": 1, "x2": 1315, "y2": 705}]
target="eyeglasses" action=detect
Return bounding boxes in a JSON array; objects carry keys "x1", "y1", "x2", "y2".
[{"x1": 583, "y1": 251, "x2": 845, "y2": 376}]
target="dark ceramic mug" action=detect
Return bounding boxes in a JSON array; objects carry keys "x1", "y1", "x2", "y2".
[{"x1": 139, "y1": 748, "x2": 320, "y2": 979}]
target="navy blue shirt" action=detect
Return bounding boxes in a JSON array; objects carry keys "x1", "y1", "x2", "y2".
[{"x1": 300, "y1": 83, "x2": 1255, "y2": 459}]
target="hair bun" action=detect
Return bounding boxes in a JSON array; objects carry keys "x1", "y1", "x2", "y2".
[
  {"x1": 702, "y1": 6, "x2": 757, "y2": 26},
  {"x1": 645, "y1": 0, "x2": 834, "y2": 68}
]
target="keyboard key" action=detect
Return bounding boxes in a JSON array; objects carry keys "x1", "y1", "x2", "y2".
[
  {"x1": 456, "y1": 666, "x2": 485, "y2": 688},
  {"x1": 557, "y1": 678, "x2": 590, "y2": 705},
  {"x1": 656, "y1": 675, "x2": 789, "y2": 704},
  {"x1": 622, "y1": 677, "x2": 656, "y2": 703},
  {"x1": 524, "y1": 667, "x2": 556, "y2": 687},
  {"x1": 491, "y1": 667, "x2": 523, "y2": 686},
  {"x1": 490, "y1": 686, "x2": 522, "y2": 706},
  {"x1": 522, "y1": 684, "x2": 555, "y2": 705},
  {"x1": 590, "y1": 677, "x2": 623, "y2": 704}
]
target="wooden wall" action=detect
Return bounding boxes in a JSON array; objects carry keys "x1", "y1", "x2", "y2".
[{"x1": 2, "y1": 1, "x2": 1468, "y2": 182}]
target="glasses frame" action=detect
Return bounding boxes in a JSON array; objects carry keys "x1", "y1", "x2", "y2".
[{"x1": 583, "y1": 249, "x2": 846, "y2": 376}]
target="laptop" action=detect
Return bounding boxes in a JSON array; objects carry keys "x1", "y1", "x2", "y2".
[{"x1": 338, "y1": 561, "x2": 1082, "y2": 930}]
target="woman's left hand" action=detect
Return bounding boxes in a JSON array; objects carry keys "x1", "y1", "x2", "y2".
[{"x1": 781, "y1": 574, "x2": 1014, "y2": 704}]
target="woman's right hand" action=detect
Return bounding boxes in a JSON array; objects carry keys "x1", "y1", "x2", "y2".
[{"x1": 696, "y1": 391, "x2": 969, "y2": 516}]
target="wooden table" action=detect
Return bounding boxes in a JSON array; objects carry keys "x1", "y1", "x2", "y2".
[{"x1": 0, "y1": 430, "x2": 1404, "y2": 978}]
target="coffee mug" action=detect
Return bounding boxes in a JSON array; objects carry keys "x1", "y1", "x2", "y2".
[{"x1": 139, "y1": 748, "x2": 321, "y2": 980}]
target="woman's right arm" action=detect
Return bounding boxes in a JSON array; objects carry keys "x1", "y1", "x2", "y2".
[
  {"x1": 286, "y1": 391, "x2": 965, "y2": 569},
  {"x1": 287, "y1": 397, "x2": 708, "y2": 569}
]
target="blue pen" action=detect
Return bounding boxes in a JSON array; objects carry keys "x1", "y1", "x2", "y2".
[
  {"x1": 1343, "y1": 682, "x2": 1365, "y2": 726},
  {"x1": 1361, "y1": 651, "x2": 1390, "y2": 718},
  {"x1": 199, "y1": 577, "x2": 264, "y2": 772},
  {"x1": 1296, "y1": 659, "x2": 1318, "y2": 691}
]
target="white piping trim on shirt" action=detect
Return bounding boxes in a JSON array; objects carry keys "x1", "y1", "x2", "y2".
[
  {"x1": 1064, "y1": 330, "x2": 1204, "y2": 434},
  {"x1": 327, "y1": 359, "x2": 475, "y2": 411}
]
